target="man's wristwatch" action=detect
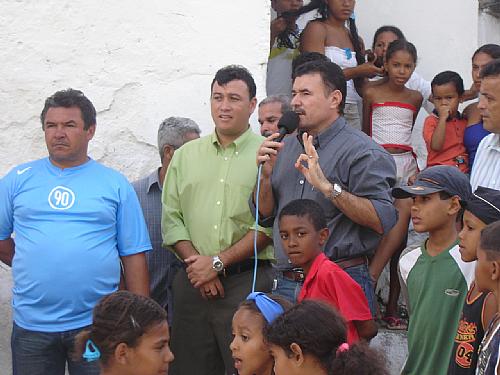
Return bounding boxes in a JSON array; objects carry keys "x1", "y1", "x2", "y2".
[
  {"x1": 212, "y1": 256, "x2": 224, "y2": 273},
  {"x1": 326, "y1": 182, "x2": 343, "y2": 200}
]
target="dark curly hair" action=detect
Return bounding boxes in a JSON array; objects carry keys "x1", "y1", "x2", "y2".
[
  {"x1": 74, "y1": 291, "x2": 168, "y2": 367},
  {"x1": 265, "y1": 300, "x2": 388, "y2": 375}
]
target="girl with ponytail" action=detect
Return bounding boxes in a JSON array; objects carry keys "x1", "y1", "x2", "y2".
[
  {"x1": 296, "y1": 0, "x2": 382, "y2": 130},
  {"x1": 265, "y1": 300, "x2": 388, "y2": 375},
  {"x1": 74, "y1": 291, "x2": 174, "y2": 375}
]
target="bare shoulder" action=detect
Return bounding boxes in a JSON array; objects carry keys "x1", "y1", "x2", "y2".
[{"x1": 302, "y1": 20, "x2": 327, "y2": 38}]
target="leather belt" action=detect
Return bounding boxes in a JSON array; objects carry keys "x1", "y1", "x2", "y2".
[
  {"x1": 224, "y1": 259, "x2": 271, "y2": 277},
  {"x1": 335, "y1": 256, "x2": 368, "y2": 270},
  {"x1": 282, "y1": 269, "x2": 305, "y2": 282}
]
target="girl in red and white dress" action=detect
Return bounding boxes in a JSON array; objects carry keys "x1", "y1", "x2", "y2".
[{"x1": 363, "y1": 39, "x2": 423, "y2": 329}]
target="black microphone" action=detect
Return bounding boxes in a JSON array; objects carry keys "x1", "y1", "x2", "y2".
[{"x1": 274, "y1": 110, "x2": 299, "y2": 142}]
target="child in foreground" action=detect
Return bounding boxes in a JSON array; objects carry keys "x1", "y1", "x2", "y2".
[
  {"x1": 448, "y1": 186, "x2": 500, "y2": 374},
  {"x1": 265, "y1": 300, "x2": 388, "y2": 375},
  {"x1": 278, "y1": 199, "x2": 376, "y2": 343},
  {"x1": 475, "y1": 221, "x2": 500, "y2": 375},
  {"x1": 230, "y1": 292, "x2": 291, "y2": 375},
  {"x1": 74, "y1": 291, "x2": 174, "y2": 375},
  {"x1": 423, "y1": 71, "x2": 469, "y2": 173},
  {"x1": 393, "y1": 165, "x2": 474, "y2": 375}
]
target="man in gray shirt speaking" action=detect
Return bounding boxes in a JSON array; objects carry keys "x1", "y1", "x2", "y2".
[{"x1": 252, "y1": 60, "x2": 397, "y2": 314}]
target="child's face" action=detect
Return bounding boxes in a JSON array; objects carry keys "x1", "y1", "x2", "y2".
[
  {"x1": 410, "y1": 193, "x2": 457, "y2": 233},
  {"x1": 475, "y1": 247, "x2": 497, "y2": 293},
  {"x1": 384, "y1": 50, "x2": 415, "y2": 87},
  {"x1": 458, "y1": 210, "x2": 487, "y2": 262},
  {"x1": 374, "y1": 31, "x2": 398, "y2": 59},
  {"x1": 127, "y1": 321, "x2": 174, "y2": 375},
  {"x1": 230, "y1": 308, "x2": 273, "y2": 375},
  {"x1": 432, "y1": 83, "x2": 461, "y2": 118},
  {"x1": 279, "y1": 214, "x2": 328, "y2": 271},
  {"x1": 269, "y1": 344, "x2": 299, "y2": 375}
]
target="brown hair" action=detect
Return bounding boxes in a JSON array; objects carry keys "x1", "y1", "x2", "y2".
[{"x1": 74, "y1": 291, "x2": 167, "y2": 366}]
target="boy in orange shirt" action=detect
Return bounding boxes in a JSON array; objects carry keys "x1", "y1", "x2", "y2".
[{"x1": 424, "y1": 71, "x2": 468, "y2": 173}]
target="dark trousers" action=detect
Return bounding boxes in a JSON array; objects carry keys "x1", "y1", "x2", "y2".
[
  {"x1": 169, "y1": 266, "x2": 273, "y2": 375},
  {"x1": 11, "y1": 323, "x2": 99, "y2": 375}
]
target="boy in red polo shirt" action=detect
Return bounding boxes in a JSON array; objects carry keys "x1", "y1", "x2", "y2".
[
  {"x1": 278, "y1": 199, "x2": 377, "y2": 343},
  {"x1": 423, "y1": 70, "x2": 468, "y2": 173}
]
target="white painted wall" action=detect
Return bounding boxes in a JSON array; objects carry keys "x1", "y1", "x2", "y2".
[
  {"x1": 479, "y1": 12, "x2": 500, "y2": 45},
  {"x1": 0, "y1": 0, "x2": 270, "y2": 180}
]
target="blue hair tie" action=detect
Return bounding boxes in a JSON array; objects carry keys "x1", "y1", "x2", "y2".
[
  {"x1": 246, "y1": 292, "x2": 284, "y2": 324},
  {"x1": 83, "y1": 339, "x2": 101, "y2": 362}
]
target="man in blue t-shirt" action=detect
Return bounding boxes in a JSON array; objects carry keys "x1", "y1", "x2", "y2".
[{"x1": 0, "y1": 89, "x2": 151, "y2": 375}]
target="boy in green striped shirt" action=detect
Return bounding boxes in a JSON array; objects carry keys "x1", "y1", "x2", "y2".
[{"x1": 393, "y1": 166, "x2": 475, "y2": 375}]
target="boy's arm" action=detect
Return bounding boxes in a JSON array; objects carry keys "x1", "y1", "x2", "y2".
[
  {"x1": 482, "y1": 292, "x2": 498, "y2": 330},
  {"x1": 362, "y1": 88, "x2": 373, "y2": 136},
  {"x1": 354, "y1": 319, "x2": 378, "y2": 341},
  {"x1": 430, "y1": 104, "x2": 450, "y2": 151}
]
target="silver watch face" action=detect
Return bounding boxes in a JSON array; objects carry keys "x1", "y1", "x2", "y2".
[
  {"x1": 333, "y1": 183, "x2": 342, "y2": 194},
  {"x1": 213, "y1": 260, "x2": 224, "y2": 272}
]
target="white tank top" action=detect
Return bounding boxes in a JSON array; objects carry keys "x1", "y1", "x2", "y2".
[
  {"x1": 370, "y1": 102, "x2": 416, "y2": 149},
  {"x1": 324, "y1": 45, "x2": 361, "y2": 104}
]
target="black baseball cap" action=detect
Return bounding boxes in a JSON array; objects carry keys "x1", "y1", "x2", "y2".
[
  {"x1": 461, "y1": 186, "x2": 500, "y2": 224},
  {"x1": 392, "y1": 165, "x2": 472, "y2": 200}
]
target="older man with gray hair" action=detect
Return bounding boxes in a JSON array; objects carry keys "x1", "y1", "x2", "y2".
[
  {"x1": 133, "y1": 116, "x2": 201, "y2": 320},
  {"x1": 258, "y1": 94, "x2": 292, "y2": 136}
]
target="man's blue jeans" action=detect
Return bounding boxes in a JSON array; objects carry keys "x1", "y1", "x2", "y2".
[
  {"x1": 11, "y1": 323, "x2": 99, "y2": 375},
  {"x1": 344, "y1": 263, "x2": 377, "y2": 317},
  {"x1": 272, "y1": 270, "x2": 303, "y2": 304}
]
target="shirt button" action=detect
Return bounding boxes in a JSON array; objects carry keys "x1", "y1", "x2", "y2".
[
  {"x1": 224, "y1": 157, "x2": 228, "y2": 161},
  {"x1": 235, "y1": 151, "x2": 239, "y2": 155},
  {"x1": 214, "y1": 225, "x2": 218, "y2": 230},
  {"x1": 216, "y1": 201, "x2": 221, "y2": 205},
  {"x1": 299, "y1": 180, "x2": 304, "y2": 185},
  {"x1": 220, "y1": 179, "x2": 224, "y2": 183}
]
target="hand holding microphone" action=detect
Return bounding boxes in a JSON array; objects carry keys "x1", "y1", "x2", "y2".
[{"x1": 256, "y1": 111, "x2": 299, "y2": 174}]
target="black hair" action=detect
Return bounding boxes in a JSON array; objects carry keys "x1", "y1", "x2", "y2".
[
  {"x1": 74, "y1": 291, "x2": 167, "y2": 367},
  {"x1": 294, "y1": 60, "x2": 347, "y2": 114},
  {"x1": 371, "y1": 25, "x2": 406, "y2": 49},
  {"x1": 237, "y1": 294, "x2": 293, "y2": 332},
  {"x1": 40, "y1": 88, "x2": 96, "y2": 130},
  {"x1": 278, "y1": 199, "x2": 327, "y2": 231},
  {"x1": 480, "y1": 58, "x2": 500, "y2": 80},
  {"x1": 266, "y1": 300, "x2": 388, "y2": 375},
  {"x1": 431, "y1": 71, "x2": 465, "y2": 96},
  {"x1": 290, "y1": 1, "x2": 365, "y2": 90},
  {"x1": 292, "y1": 52, "x2": 330, "y2": 79},
  {"x1": 385, "y1": 39, "x2": 417, "y2": 64},
  {"x1": 211, "y1": 65, "x2": 256, "y2": 99},
  {"x1": 472, "y1": 44, "x2": 500, "y2": 61},
  {"x1": 480, "y1": 221, "x2": 500, "y2": 259}
]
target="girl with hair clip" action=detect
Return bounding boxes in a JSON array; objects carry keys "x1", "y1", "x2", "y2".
[
  {"x1": 265, "y1": 300, "x2": 388, "y2": 375},
  {"x1": 463, "y1": 44, "x2": 500, "y2": 169},
  {"x1": 74, "y1": 291, "x2": 174, "y2": 375},
  {"x1": 297, "y1": 0, "x2": 383, "y2": 130},
  {"x1": 230, "y1": 292, "x2": 291, "y2": 375},
  {"x1": 363, "y1": 39, "x2": 422, "y2": 330}
]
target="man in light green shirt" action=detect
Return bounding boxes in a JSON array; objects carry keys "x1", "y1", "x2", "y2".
[{"x1": 162, "y1": 65, "x2": 274, "y2": 375}]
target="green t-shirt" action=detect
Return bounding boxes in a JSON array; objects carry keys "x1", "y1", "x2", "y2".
[{"x1": 399, "y1": 240, "x2": 475, "y2": 375}]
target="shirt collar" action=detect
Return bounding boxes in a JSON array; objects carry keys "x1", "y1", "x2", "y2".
[
  {"x1": 296, "y1": 116, "x2": 347, "y2": 149},
  {"x1": 488, "y1": 134, "x2": 500, "y2": 150},
  {"x1": 210, "y1": 126, "x2": 253, "y2": 150},
  {"x1": 304, "y1": 252, "x2": 328, "y2": 281},
  {"x1": 146, "y1": 168, "x2": 162, "y2": 193}
]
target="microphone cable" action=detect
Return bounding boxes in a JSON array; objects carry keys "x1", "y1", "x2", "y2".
[{"x1": 252, "y1": 163, "x2": 263, "y2": 293}]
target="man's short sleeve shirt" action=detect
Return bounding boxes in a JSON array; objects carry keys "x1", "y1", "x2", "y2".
[{"x1": 0, "y1": 158, "x2": 151, "y2": 332}]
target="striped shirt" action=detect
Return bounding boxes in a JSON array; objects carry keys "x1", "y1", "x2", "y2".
[{"x1": 471, "y1": 134, "x2": 500, "y2": 190}]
